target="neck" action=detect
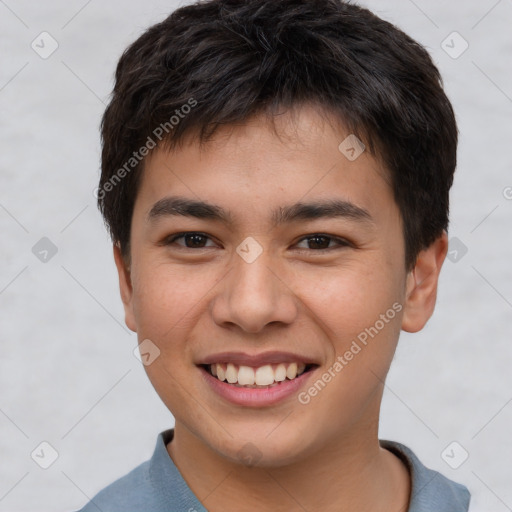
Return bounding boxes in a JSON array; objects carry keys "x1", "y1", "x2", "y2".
[{"x1": 167, "y1": 419, "x2": 410, "y2": 512}]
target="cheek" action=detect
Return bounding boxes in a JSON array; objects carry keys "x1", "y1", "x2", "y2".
[
  {"x1": 298, "y1": 263, "x2": 400, "y2": 336},
  {"x1": 131, "y1": 262, "x2": 216, "y2": 342},
  {"x1": 296, "y1": 261, "x2": 404, "y2": 389},
  {"x1": 129, "y1": 263, "x2": 216, "y2": 411},
  {"x1": 293, "y1": 268, "x2": 403, "y2": 434}
]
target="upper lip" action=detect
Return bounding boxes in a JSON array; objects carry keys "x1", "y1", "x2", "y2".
[{"x1": 197, "y1": 351, "x2": 319, "y2": 367}]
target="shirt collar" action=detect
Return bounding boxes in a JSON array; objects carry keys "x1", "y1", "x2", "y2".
[{"x1": 150, "y1": 429, "x2": 470, "y2": 511}]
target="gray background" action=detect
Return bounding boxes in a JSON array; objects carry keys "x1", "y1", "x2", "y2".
[{"x1": 0, "y1": 0, "x2": 511, "y2": 510}]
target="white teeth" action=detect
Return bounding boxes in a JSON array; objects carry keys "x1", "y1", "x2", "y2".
[
  {"x1": 255, "y1": 365, "x2": 275, "y2": 386},
  {"x1": 286, "y1": 362, "x2": 298, "y2": 380},
  {"x1": 216, "y1": 364, "x2": 226, "y2": 381},
  {"x1": 275, "y1": 363, "x2": 287, "y2": 381},
  {"x1": 238, "y1": 366, "x2": 255, "y2": 385},
  {"x1": 226, "y1": 363, "x2": 238, "y2": 384},
  {"x1": 208, "y1": 362, "x2": 310, "y2": 386}
]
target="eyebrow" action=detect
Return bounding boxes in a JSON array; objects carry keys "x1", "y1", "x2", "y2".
[{"x1": 146, "y1": 195, "x2": 374, "y2": 228}]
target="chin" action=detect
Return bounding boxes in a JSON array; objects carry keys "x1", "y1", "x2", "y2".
[{"x1": 209, "y1": 423, "x2": 313, "y2": 468}]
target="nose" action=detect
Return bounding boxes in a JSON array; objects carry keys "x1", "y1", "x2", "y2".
[{"x1": 210, "y1": 249, "x2": 298, "y2": 334}]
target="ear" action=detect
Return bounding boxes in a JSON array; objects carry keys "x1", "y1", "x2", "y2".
[
  {"x1": 113, "y1": 243, "x2": 137, "y2": 332},
  {"x1": 401, "y1": 231, "x2": 448, "y2": 333}
]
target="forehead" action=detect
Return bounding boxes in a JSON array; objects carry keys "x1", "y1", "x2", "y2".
[{"x1": 133, "y1": 106, "x2": 396, "y2": 231}]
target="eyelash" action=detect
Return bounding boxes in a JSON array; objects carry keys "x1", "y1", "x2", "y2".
[{"x1": 161, "y1": 232, "x2": 352, "y2": 253}]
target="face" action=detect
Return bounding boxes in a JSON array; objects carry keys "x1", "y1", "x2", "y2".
[{"x1": 114, "y1": 105, "x2": 446, "y2": 467}]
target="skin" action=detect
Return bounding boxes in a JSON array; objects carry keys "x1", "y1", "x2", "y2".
[{"x1": 114, "y1": 104, "x2": 448, "y2": 511}]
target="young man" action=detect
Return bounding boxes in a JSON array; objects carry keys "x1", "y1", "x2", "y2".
[{"x1": 80, "y1": 0, "x2": 470, "y2": 510}]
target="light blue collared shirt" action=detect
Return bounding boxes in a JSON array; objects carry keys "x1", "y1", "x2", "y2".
[{"x1": 77, "y1": 429, "x2": 470, "y2": 511}]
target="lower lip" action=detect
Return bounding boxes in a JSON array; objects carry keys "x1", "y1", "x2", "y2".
[{"x1": 200, "y1": 366, "x2": 315, "y2": 407}]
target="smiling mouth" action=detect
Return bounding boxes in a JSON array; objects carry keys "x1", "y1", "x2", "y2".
[{"x1": 201, "y1": 362, "x2": 317, "y2": 388}]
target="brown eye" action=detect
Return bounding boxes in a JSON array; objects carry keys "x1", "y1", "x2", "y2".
[
  {"x1": 183, "y1": 234, "x2": 208, "y2": 248},
  {"x1": 305, "y1": 235, "x2": 331, "y2": 250},
  {"x1": 295, "y1": 234, "x2": 351, "y2": 251},
  {"x1": 164, "y1": 232, "x2": 216, "y2": 249}
]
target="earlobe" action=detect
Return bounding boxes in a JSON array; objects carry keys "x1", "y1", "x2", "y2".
[
  {"x1": 401, "y1": 231, "x2": 448, "y2": 333},
  {"x1": 113, "y1": 243, "x2": 137, "y2": 332}
]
